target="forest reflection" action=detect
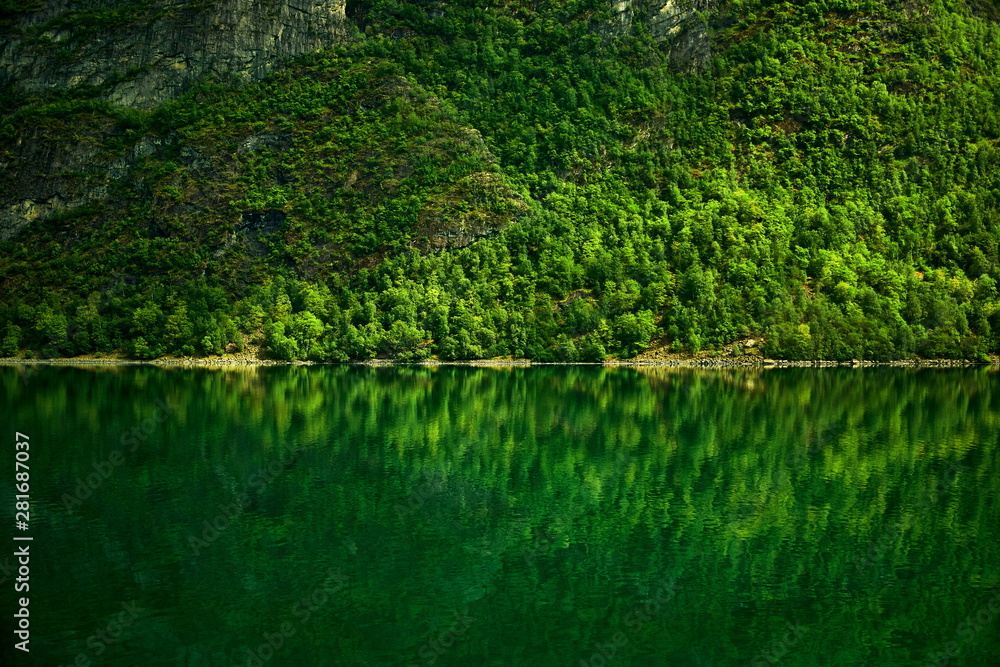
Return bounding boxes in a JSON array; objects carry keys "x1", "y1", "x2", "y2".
[{"x1": 4, "y1": 365, "x2": 997, "y2": 666}]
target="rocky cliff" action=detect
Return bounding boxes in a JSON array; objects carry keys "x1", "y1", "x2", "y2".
[
  {"x1": 609, "y1": 0, "x2": 720, "y2": 70},
  {"x1": 0, "y1": 0, "x2": 349, "y2": 109},
  {"x1": 0, "y1": 0, "x2": 722, "y2": 242},
  {"x1": 0, "y1": 0, "x2": 353, "y2": 241}
]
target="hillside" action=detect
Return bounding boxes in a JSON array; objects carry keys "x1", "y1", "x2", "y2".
[{"x1": 1, "y1": 0, "x2": 999, "y2": 361}]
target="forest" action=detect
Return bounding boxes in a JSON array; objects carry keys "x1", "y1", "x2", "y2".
[{"x1": 1, "y1": 0, "x2": 999, "y2": 361}]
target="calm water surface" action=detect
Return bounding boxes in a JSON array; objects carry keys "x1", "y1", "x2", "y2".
[{"x1": 3, "y1": 365, "x2": 999, "y2": 666}]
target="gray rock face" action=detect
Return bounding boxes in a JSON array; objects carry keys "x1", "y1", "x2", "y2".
[
  {"x1": 0, "y1": 130, "x2": 180, "y2": 241},
  {"x1": 607, "y1": 0, "x2": 719, "y2": 71},
  {"x1": 0, "y1": 0, "x2": 349, "y2": 109}
]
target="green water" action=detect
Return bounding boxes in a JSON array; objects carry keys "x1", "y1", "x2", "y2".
[{"x1": 3, "y1": 365, "x2": 999, "y2": 666}]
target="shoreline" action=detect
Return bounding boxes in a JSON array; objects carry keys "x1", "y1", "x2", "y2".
[{"x1": 0, "y1": 357, "x2": 994, "y2": 369}]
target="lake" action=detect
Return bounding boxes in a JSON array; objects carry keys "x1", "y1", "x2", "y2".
[{"x1": 3, "y1": 365, "x2": 999, "y2": 666}]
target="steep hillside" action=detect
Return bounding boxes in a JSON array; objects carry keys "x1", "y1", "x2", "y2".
[
  {"x1": 1, "y1": 0, "x2": 999, "y2": 362},
  {"x1": 0, "y1": 0, "x2": 350, "y2": 108}
]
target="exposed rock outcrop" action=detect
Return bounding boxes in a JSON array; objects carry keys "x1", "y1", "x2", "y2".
[
  {"x1": 608, "y1": 0, "x2": 720, "y2": 71},
  {"x1": 0, "y1": 129, "x2": 185, "y2": 241},
  {"x1": 0, "y1": 0, "x2": 349, "y2": 109},
  {"x1": 414, "y1": 170, "x2": 528, "y2": 251}
]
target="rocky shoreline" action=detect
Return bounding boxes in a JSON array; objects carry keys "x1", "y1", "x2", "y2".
[{"x1": 0, "y1": 356, "x2": 992, "y2": 368}]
